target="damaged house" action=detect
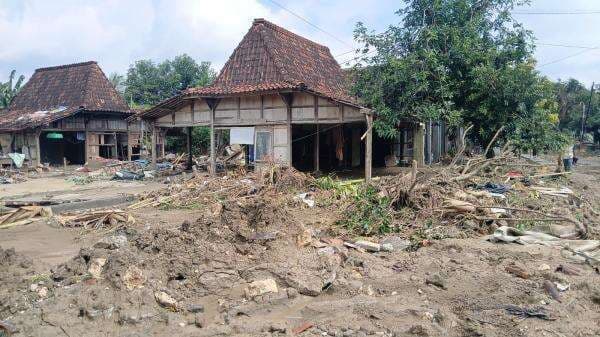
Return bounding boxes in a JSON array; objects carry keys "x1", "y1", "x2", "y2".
[
  {"x1": 0, "y1": 61, "x2": 142, "y2": 167},
  {"x1": 138, "y1": 19, "x2": 455, "y2": 175}
]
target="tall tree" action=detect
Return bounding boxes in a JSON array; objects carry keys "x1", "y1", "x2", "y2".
[
  {"x1": 108, "y1": 72, "x2": 125, "y2": 94},
  {"x1": 124, "y1": 54, "x2": 217, "y2": 106},
  {"x1": 352, "y1": 0, "x2": 568, "y2": 152},
  {"x1": 0, "y1": 70, "x2": 25, "y2": 109}
]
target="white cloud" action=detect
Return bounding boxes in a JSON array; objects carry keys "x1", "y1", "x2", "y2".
[
  {"x1": 1, "y1": 0, "x2": 597, "y2": 84},
  {"x1": 0, "y1": 0, "x2": 398, "y2": 79}
]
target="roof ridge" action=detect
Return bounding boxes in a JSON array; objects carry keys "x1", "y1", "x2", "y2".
[
  {"x1": 35, "y1": 61, "x2": 97, "y2": 72},
  {"x1": 252, "y1": 18, "x2": 329, "y2": 52}
]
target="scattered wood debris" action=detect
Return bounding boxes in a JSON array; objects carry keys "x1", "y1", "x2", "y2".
[
  {"x1": 0, "y1": 206, "x2": 52, "y2": 229},
  {"x1": 55, "y1": 209, "x2": 134, "y2": 230}
]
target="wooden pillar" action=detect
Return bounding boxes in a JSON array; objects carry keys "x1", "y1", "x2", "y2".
[
  {"x1": 425, "y1": 119, "x2": 432, "y2": 165},
  {"x1": 365, "y1": 113, "x2": 373, "y2": 181},
  {"x1": 280, "y1": 93, "x2": 294, "y2": 167},
  {"x1": 127, "y1": 130, "x2": 132, "y2": 162},
  {"x1": 35, "y1": 129, "x2": 42, "y2": 167},
  {"x1": 210, "y1": 117, "x2": 216, "y2": 175},
  {"x1": 151, "y1": 125, "x2": 157, "y2": 169},
  {"x1": 413, "y1": 122, "x2": 425, "y2": 167},
  {"x1": 186, "y1": 126, "x2": 193, "y2": 170},
  {"x1": 205, "y1": 98, "x2": 219, "y2": 176},
  {"x1": 314, "y1": 124, "x2": 320, "y2": 172}
]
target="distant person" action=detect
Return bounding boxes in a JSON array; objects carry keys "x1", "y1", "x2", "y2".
[{"x1": 562, "y1": 141, "x2": 574, "y2": 171}]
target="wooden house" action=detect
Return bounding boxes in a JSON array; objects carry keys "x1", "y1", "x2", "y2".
[
  {"x1": 0, "y1": 61, "x2": 143, "y2": 166},
  {"x1": 137, "y1": 19, "x2": 457, "y2": 176},
  {"x1": 138, "y1": 19, "x2": 380, "y2": 176}
]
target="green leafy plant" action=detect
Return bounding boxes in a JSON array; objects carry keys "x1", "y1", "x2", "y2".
[
  {"x1": 0, "y1": 70, "x2": 25, "y2": 108},
  {"x1": 338, "y1": 184, "x2": 393, "y2": 235}
]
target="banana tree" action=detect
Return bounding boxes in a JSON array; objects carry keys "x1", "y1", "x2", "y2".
[{"x1": 0, "y1": 70, "x2": 25, "y2": 109}]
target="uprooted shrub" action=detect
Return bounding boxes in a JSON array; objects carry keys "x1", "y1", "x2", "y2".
[{"x1": 338, "y1": 183, "x2": 393, "y2": 235}]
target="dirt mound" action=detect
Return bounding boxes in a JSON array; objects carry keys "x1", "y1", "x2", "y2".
[{"x1": 0, "y1": 246, "x2": 39, "y2": 321}]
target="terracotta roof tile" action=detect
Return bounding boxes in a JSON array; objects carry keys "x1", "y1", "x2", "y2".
[{"x1": 0, "y1": 61, "x2": 130, "y2": 131}]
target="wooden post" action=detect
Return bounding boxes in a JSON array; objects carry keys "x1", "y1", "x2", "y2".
[
  {"x1": 413, "y1": 123, "x2": 425, "y2": 167},
  {"x1": 314, "y1": 124, "x2": 320, "y2": 172},
  {"x1": 151, "y1": 125, "x2": 157, "y2": 169},
  {"x1": 365, "y1": 113, "x2": 373, "y2": 181},
  {"x1": 205, "y1": 98, "x2": 219, "y2": 176},
  {"x1": 127, "y1": 130, "x2": 132, "y2": 162},
  {"x1": 35, "y1": 129, "x2": 42, "y2": 167},
  {"x1": 186, "y1": 126, "x2": 193, "y2": 170},
  {"x1": 280, "y1": 93, "x2": 294, "y2": 167}
]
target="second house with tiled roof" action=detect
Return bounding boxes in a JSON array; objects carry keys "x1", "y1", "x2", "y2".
[{"x1": 0, "y1": 61, "x2": 145, "y2": 166}]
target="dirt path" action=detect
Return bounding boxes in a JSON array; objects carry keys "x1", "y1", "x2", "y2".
[
  {"x1": 0, "y1": 220, "x2": 95, "y2": 272},
  {"x1": 0, "y1": 175, "x2": 166, "y2": 272}
]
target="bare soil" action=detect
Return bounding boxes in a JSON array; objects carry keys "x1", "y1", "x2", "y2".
[{"x1": 0, "y1": 157, "x2": 599, "y2": 337}]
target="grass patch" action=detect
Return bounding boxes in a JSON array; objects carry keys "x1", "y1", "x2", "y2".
[
  {"x1": 158, "y1": 202, "x2": 205, "y2": 211},
  {"x1": 30, "y1": 274, "x2": 51, "y2": 283}
]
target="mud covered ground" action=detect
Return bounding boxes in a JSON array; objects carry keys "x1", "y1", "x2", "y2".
[{"x1": 1, "y1": 156, "x2": 599, "y2": 337}]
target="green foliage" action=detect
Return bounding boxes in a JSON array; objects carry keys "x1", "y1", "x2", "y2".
[
  {"x1": 312, "y1": 176, "x2": 358, "y2": 196},
  {"x1": 351, "y1": 0, "x2": 569, "y2": 151},
  {"x1": 555, "y1": 79, "x2": 600, "y2": 143},
  {"x1": 509, "y1": 96, "x2": 571, "y2": 153},
  {"x1": 0, "y1": 70, "x2": 25, "y2": 108},
  {"x1": 108, "y1": 72, "x2": 125, "y2": 94},
  {"x1": 339, "y1": 184, "x2": 393, "y2": 235},
  {"x1": 124, "y1": 54, "x2": 217, "y2": 106},
  {"x1": 165, "y1": 126, "x2": 211, "y2": 156}
]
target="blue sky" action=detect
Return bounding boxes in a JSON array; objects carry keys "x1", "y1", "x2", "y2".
[{"x1": 0, "y1": 0, "x2": 599, "y2": 87}]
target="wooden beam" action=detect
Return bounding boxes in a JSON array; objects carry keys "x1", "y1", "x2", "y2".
[
  {"x1": 151, "y1": 124, "x2": 157, "y2": 169},
  {"x1": 205, "y1": 98, "x2": 220, "y2": 175},
  {"x1": 413, "y1": 122, "x2": 425, "y2": 167},
  {"x1": 186, "y1": 126, "x2": 193, "y2": 170},
  {"x1": 35, "y1": 128, "x2": 41, "y2": 167},
  {"x1": 314, "y1": 94, "x2": 320, "y2": 173},
  {"x1": 127, "y1": 130, "x2": 132, "y2": 161},
  {"x1": 314, "y1": 124, "x2": 320, "y2": 173},
  {"x1": 278, "y1": 93, "x2": 294, "y2": 167},
  {"x1": 365, "y1": 113, "x2": 373, "y2": 181}
]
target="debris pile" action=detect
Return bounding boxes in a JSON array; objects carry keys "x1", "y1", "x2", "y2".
[
  {"x1": 0, "y1": 206, "x2": 52, "y2": 230},
  {"x1": 55, "y1": 209, "x2": 135, "y2": 230},
  {"x1": 129, "y1": 165, "x2": 313, "y2": 210},
  {"x1": 333, "y1": 151, "x2": 599, "y2": 245},
  {"x1": 0, "y1": 169, "x2": 27, "y2": 184}
]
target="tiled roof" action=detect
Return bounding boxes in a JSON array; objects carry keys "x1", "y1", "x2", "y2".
[
  {"x1": 186, "y1": 19, "x2": 357, "y2": 104},
  {"x1": 0, "y1": 61, "x2": 130, "y2": 131},
  {"x1": 141, "y1": 19, "x2": 361, "y2": 119}
]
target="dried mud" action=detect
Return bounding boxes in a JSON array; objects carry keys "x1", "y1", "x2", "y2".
[{"x1": 1, "y1": 158, "x2": 600, "y2": 337}]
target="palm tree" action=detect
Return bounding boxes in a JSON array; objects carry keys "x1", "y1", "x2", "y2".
[
  {"x1": 108, "y1": 72, "x2": 125, "y2": 94},
  {"x1": 0, "y1": 70, "x2": 25, "y2": 109}
]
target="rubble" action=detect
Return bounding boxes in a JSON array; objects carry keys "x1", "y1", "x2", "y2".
[
  {"x1": 245, "y1": 279, "x2": 279, "y2": 298},
  {"x1": 0, "y1": 206, "x2": 52, "y2": 229},
  {"x1": 354, "y1": 240, "x2": 381, "y2": 252},
  {"x1": 155, "y1": 291, "x2": 178, "y2": 310},
  {"x1": 93, "y1": 234, "x2": 128, "y2": 250},
  {"x1": 55, "y1": 209, "x2": 134, "y2": 230},
  {"x1": 0, "y1": 150, "x2": 599, "y2": 336}
]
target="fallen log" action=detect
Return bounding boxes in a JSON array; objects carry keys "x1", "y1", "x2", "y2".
[{"x1": 475, "y1": 205, "x2": 586, "y2": 237}]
